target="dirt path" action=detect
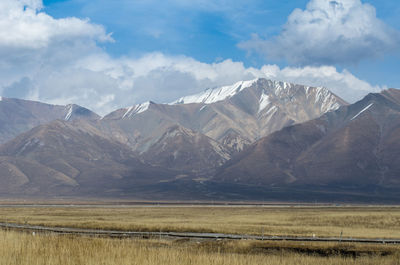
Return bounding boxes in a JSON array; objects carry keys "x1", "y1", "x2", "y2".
[{"x1": 1, "y1": 222, "x2": 399, "y2": 244}]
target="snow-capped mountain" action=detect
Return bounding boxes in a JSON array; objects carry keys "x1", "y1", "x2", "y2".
[
  {"x1": 121, "y1": 101, "x2": 151, "y2": 119},
  {"x1": 171, "y1": 79, "x2": 258, "y2": 105},
  {"x1": 102, "y1": 78, "x2": 347, "y2": 154},
  {"x1": 7, "y1": 78, "x2": 390, "y2": 201},
  {"x1": 171, "y1": 78, "x2": 342, "y2": 114}
]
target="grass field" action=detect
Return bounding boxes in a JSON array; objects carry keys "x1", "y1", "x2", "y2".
[
  {"x1": 0, "y1": 206, "x2": 400, "y2": 239},
  {"x1": 1, "y1": 229, "x2": 400, "y2": 265}
]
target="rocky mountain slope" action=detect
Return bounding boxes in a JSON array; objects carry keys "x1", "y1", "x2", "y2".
[
  {"x1": 0, "y1": 119, "x2": 177, "y2": 197},
  {"x1": 212, "y1": 88, "x2": 400, "y2": 201},
  {"x1": 102, "y1": 79, "x2": 345, "y2": 152},
  {"x1": 140, "y1": 125, "x2": 232, "y2": 172},
  {"x1": 0, "y1": 97, "x2": 99, "y2": 144},
  {"x1": 98, "y1": 78, "x2": 346, "y2": 172},
  {"x1": 4, "y1": 78, "x2": 381, "y2": 200}
]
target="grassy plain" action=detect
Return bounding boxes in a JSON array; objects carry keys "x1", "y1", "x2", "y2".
[
  {"x1": 0, "y1": 206, "x2": 400, "y2": 239},
  {"x1": 1, "y1": 229, "x2": 400, "y2": 265}
]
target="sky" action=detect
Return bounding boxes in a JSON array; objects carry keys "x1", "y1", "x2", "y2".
[{"x1": 0, "y1": 0, "x2": 399, "y2": 115}]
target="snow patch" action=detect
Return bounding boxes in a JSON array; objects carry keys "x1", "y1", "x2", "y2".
[
  {"x1": 0, "y1": 96, "x2": 2, "y2": 101},
  {"x1": 305, "y1": 86, "x2": 311, "y2": 96},
  {"x1": 268, "y1": 81, "x2": 340, "y2": 113},
  {"x1": 122, "y1": 106, "x2": 134, "y2": 119},
  {"x1": 315, "y1": 87, "x2": 325, "y2": 103},
  {"x1": 312, "y1": 87, "x2": 341, "y2": 112},
  {"x1": 64, "y1": 105, "x2": 73, "y2": 121},
  {"x1": 350, "y1": 103, "x2": 374, "y2": 121},
  {"x1": 258, "y1": 93, "x2": 271, "y2": 113},
  {"x1": 122, "y1": 101, "x2": 150, "y2": 119},
  {"x1": 265, "y1": 105, "x2": 277, "y2": 116},
  {"x1": 271, "y1": 81, "x2": 300, "y2": 98},
  {"x1": 18, "y1": 138, "x2": 43, "y2": 155},
  {"x1": 171, "y1": 78, "x2": 258, "y2": 105}
]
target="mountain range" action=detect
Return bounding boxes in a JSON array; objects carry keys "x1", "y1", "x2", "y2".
[
  {"x1": 0, "y1": 78, "x2": 399, "y2": 202},
  {"x1": 212, "y1": 88, "x2": 400, "y2": 202}
]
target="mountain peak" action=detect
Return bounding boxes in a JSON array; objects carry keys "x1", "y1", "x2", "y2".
[
  {"x1": 64, "y1": 104, "x2": 100, "y2": 121},
  {"x1": 170, "y1": 78, "x2": 259, "y2": 105},
  {"x1": 122, "y1": 101, "x2": 153, "y2": 119},
  {"x1": 169, "y1": 78, "x2": 345, "y2": 115},
  {"x1": 255, "y1": 79, "x2": 345, "y2": 114}
]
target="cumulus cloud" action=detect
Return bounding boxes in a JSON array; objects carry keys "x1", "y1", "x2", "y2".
[
  {"x1": 10, "y1": 51, "x2": 381, "y2": 115},
  {"x1": 0, "y1": 0, "x2": 111, "y2": 87},
  {"x1": 0, "y1": 0, "x2": 384, "y2": 116},
  {"x1": 239, "y1": 0, "x2": 400, "y2": 65},
  {"x1": 0, "y1": 0, "x2": 111, "y2": 49},
  {"x1": 43, "y1": 53, "x2": 262, "y2": 114}
]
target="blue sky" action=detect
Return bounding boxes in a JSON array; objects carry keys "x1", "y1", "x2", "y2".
[
  {"x1": 42, "y1": 0, "x2": 306, "y2": 62},
  {"x1": 41, "y1": 0, "x2": 399, "y2": 85},
  {"x1": 0, "y1": 0, "x2": 399, "y2": 114}
]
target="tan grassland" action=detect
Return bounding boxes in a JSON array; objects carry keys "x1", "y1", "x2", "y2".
[
  {"x1": 0, "y1": 206, "x2": 400, "y2": 239},
  {"x1": 1, "y1": 229, "x2": 400, "y2": 265}
]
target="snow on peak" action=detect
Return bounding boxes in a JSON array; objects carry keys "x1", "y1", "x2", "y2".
[
  {"x1": 270, "y1": 80, "x2": 293, "y2": 97},
  {"x1": 122, "y1": 101, "x2": 151, "y2": 119},
  {"x1": 171, "y1": 78, "x2": 258, "y2": 105},
  {"x1": 350, "y1": 103, "x2": 374, "y2": 121},
  {"x1": 257, "y1": 80, "x2": 341, "y2": 114},
  {"x1": 312, "y1": 86, "x2": 341, "y2": 113},
  {"x1": 0, "y1": 96, "x2": 2, "y2": 101},
  {"x1": 271, "y1": 81, "x2": 338, "y2": 110},
  {"x1": 64, "y1": 105, "x2": 73, "y2": 121}
]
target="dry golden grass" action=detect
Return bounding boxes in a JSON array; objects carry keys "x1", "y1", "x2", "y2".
[
  {"x1": 1, "y1": 230, "x2": 400, "y2": 265},
  {"x1": 1, "y1": 206, "x2": 400, "y2": 239}
]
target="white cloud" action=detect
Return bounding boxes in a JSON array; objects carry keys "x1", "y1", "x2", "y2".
[
  {"x1": 0, "y1": 0, "x2": 385, "y2": 116},
  {"x1": 20, "y1": 51, "x2": 383, "y2": 115},
  {"x1": 0, "y1": 0, "x2": 111, "y2": 88},
  {"x1": 71, "y1": 53, "x2": 261, "y2": 111},
  {"x1": 0, "y1": 0, "x2": 111, "y2": 49},
  {"x1": 239, "y1": 0, "x2": 400, "y2": 65}
]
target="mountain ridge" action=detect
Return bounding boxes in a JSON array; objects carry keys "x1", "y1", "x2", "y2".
[
  {"x1": 0, "y1": 97, "x2": 100, "y2": 145},
  {"x1": 6, "y1": 79, "x2": 395, "y2": 201},
  {"x1": 100, "y1": 78, "x2": 347, "y2": 154},
  {"x1": 213, "y1": 88, "x2": 400, "y2": 196}
]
